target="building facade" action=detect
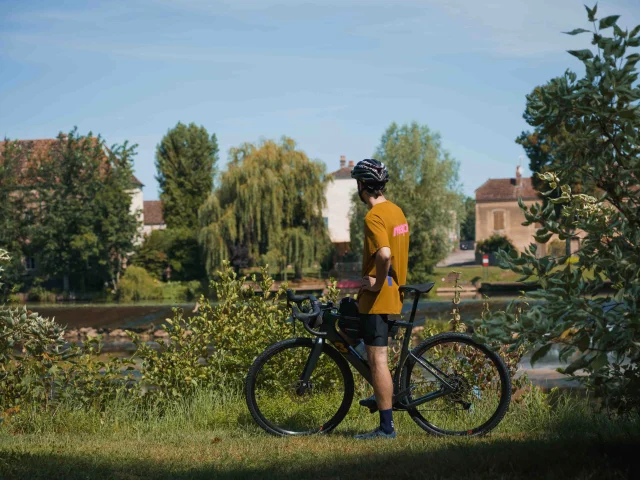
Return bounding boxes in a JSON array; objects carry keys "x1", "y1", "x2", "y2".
[
  {"x1": 475, "y1": 166, "x2": 541, "y2": 253},
  {"x1": 322, "y1": 156, "x2": 357, "y2": 256}
]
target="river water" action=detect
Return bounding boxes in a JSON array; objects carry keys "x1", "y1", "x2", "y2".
[{"x1": 27, "y1": 299, "x2": 579, "y2": 390}]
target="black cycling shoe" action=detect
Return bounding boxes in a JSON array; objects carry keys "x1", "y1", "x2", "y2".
[{"x1": 359, "y1": 394, "x2": 378, "y2": 413}]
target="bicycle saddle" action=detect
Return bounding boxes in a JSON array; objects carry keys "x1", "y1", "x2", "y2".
[{"x1": 399, "y1": 282, "x2": 435, "y2": 294}]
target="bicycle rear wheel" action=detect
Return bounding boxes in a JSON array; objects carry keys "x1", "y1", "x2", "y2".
[
  {"x1": 245, "y1": 337, "x2": 354, "y2": 436},
  {"x1": 400, "y1": 332, "x2": 511, "y2": 436}
]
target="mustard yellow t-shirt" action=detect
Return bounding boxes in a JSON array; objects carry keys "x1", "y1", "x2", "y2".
[{"x1": 358, "y1": 201, "x2": 409, "y2": 314}]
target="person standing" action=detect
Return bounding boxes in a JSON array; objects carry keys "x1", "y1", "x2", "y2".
[{"x1": 351, "y1": 159, "x2": 409, "y2": 440}]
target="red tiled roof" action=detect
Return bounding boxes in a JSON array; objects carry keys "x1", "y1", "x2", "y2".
[
  {"x1": 330, "y1": 167, "x2": 354, "y2": 180},
  {"x1": 0, "y1": 138, "x2": 141, "y2": 187},
  {"x1": 475, "y1": 177, "x2": 539, "y2": 202},
  {"x1": 143, "y1": 200, "x2": 164, "y2": 225}
]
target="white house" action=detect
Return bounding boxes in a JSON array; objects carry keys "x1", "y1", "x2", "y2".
[{"x1": 322, "y1": 156, "x2": 357, "y2": 256}]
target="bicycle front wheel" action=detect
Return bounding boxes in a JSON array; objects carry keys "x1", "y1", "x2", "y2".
[
  {"x1": 245, "y1": 337, "x2": 354, "y2": 436},
  {"x1": 400, "y1": 332, "x2": 511, "y2": 436}
]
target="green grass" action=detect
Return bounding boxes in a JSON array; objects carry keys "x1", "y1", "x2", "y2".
[
  {"x1": 430, "y1": 266, "x2": 523, "y2": 291},
  {"x1": 1, "y1": 389, "x2": 638, "y2": 479}
]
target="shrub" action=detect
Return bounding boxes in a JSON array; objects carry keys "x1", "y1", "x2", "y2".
[
  {"x1": 0, "y1": 249, "x2": 136, "y2": 411},
  {"x1": 130, "y1": 263, "x2": 294, "y2": 404},
  {"x1": 479, "y1": 6, "x2": 640, "y2": 413},
  {"x1": 475, "y1": 234, "x2": 515, "y2": 255},
  {"x1": 117, "y1": 266, "x2": 163, "y2": 302},
  {"x1": 26, "y1": 285, "x2": 56, "y2": 303}
]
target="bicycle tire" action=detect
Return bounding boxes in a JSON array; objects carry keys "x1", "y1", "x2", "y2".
[
  {"x1": 400, "y1": 332, "x2": 511, "y2": 437},
  {"x1": 245, "y1": 337, "x2": 354, "y2": 436}
]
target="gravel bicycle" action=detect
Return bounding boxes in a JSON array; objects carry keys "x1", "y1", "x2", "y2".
[{"x1": 245, "y1": 283, "x2": 511, "y2": 437}]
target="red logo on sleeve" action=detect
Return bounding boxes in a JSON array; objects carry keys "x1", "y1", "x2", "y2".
[{"x1": 393, "y1": 223, "x2": 409, "y2": 237}]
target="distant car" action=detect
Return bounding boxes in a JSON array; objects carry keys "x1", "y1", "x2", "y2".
[{"x1": 459, "y1": 240, "x2": 475, "y2": 251}]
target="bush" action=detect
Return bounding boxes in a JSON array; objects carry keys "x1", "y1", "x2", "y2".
[
  {"x1": 480, "y1": 7, "x2": 640, "y2": 413},
  {"x1": 475, "y1": 234, "x2": 515, "y2": 255},
  {"x1": 130, "y1": 263, "x2": 294, "y2": 404},
  {"x1": 0, "y1": 249, "x2": 135, "y2": 411},
  {"x1": 116, "y1": 266, "x2": 163, "y2": 302},
  {"x1": 26, "y1": 285, "x2": 56, "y2": 303}
]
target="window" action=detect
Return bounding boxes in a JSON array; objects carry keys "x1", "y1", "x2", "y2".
[
  {"x1": 25, "y1": 257, "x2": 36, "y2": 270},
  {"x1": 493, "y1": 210, "x2": 505, "y2": 232},
  {"x1": 323, "y1": 217, "x2": 329, "y2": 228}
]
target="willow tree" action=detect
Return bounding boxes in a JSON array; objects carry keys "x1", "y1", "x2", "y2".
[{"x1": 199, "y1": 137, "x2": 330, "y2": 279}]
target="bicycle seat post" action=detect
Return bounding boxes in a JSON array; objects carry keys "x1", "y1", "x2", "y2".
[{"x1": 408, "y1": 290, "x2": 421, "y2": 324}]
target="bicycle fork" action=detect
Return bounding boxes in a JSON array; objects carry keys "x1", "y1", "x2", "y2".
[{"x1": 296, "y1": 337, "x2": 324, "y2": 395}]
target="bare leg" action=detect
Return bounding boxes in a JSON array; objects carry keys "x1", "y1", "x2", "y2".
[{"x1": 366, "y1": 345, "x2": 393, "y2": 410}]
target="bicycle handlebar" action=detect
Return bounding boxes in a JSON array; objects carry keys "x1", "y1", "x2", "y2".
[{"x1": 286, "y1": 289, "x2": 327, "y2": 337}]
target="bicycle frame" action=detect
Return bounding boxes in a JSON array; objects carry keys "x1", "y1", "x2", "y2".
[{"x1": 296, "y1": 290, "x2": 456, "y2": 410}]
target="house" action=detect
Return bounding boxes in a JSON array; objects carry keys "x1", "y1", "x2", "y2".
[
  {"x1": 475, "y1": 166, "x2": 541, "y2": 253},
  {"x1": 143, "y1": 200, "x2": 166, "y2": 236},
  {"x1": 322, "y1": 156, "x2": 357, "y2": 256}
]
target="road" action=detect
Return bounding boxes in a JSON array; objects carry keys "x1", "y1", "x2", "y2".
[{"x1": 437, "y1": 249, "x2": 476, "y2": 267}]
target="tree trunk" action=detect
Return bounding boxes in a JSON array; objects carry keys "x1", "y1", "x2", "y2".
[{"x1": 294, "y1": 263, "x2": 303, "y2": 280}]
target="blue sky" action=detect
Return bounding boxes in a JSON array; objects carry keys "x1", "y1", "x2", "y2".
[{"x1": 2, "y1": 0, "x2": 639, "y2": 200}]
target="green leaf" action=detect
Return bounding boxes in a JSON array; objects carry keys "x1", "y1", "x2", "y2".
[
  {"x1": 591, "y1": 353, "x2": 609, "y2": 370},
  {"x1": 630, "y1": 25, "x2": 640, "y2": 38},
  {"x1": 599, "y1": 15, "x2": 620, "y2": 30},
  {"x1": 568, "y1": 49, "x2": 594, "y2": 61},
  {"x1": 561, "y1": 354, "x2": 590, "y2": 375},
  {"x1": 565, "y1": 28, "x2": 591, "y2": 36},
  {"x1": 585, "y1": 4, "x2": 598, "y2": 22},
  {"x1": 531, "y1": 343, "x2": 553, "y2": 367}
]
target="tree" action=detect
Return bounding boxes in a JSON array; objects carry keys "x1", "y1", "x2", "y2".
[
  {"x1": 348, "y1": 122, "x2": 464, "y2": 282},
  {"x1": 479, "y1": 6, "x2": 640, "y2": 413},
  {"x1": 132, "y1": 228, "x2": 206, "y2": 281},
  {"x1": 199, "y1": 137, "x2": 330, "y2": 279},
  {"x1": 460, "y1": 196, "x2": 475, "y2": 242},
  {"x1": 0, "y1": 140, "x2": 31, "y2": 295},
  {"x1": 155, "y1": 122, "x2": 218, "y2": 230},
  {"x1": 28, "y1": 129, "x2": 139, "y2": 292}
]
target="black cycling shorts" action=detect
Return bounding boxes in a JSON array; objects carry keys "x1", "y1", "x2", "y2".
[{"x1": 361, "y1": 313, "x2": 391, "y2": 347}]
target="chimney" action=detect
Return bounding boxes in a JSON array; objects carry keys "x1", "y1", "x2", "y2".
[
  {"x1": 348, "y1": 160, "x2": 354, "y2": 168},
  {"x1": 516, "y1": 165, "x2": 522, "y2": 187},
  {"x1": 340, "y1": 155, "x2": 346, "y2": 168}
]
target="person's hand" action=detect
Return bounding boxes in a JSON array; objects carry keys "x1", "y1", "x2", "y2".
[{"x1": 360, "y1": 276, "x2": 382, "y2": 293}]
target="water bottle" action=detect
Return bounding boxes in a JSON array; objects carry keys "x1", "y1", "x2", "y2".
[{"x1": 354, "y1": 340, "x2": 368, "y2": 362}]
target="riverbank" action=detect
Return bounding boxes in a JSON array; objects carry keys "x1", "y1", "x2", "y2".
[{"x1": 1, "y1": 390, "x2": 637, "y2": 480}]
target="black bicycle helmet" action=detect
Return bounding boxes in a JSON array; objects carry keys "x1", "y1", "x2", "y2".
[{"x1": 350, "y1": 158, "x2": 389, "y2": 185}]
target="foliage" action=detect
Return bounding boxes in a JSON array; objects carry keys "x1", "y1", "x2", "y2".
[
  {"x1": 116, "y1": 266, "x2": 163, "y2": 302},
  {"x1": 132, "y1": 228, "x2": 206, "y2": 282},
  {"x1": 475, "y1": 234, "x2": 515, "y2": 255},
  {"x1": 460, "y1": 197, "x2": 475, "y2": 242},
  {"x1": 25, "y1": 285, "x2": 56, "y2": 303},
  {"x1": 348, "y1": 122, "x2": 464, "y2": 282},
  {"x1": 0, "y1": 249, "x2": 135, "y2": 411},
  {"x1": 199, "y1": 137, "x2": 330, "y2": 279},
  {"x1": 479, "y1": 6, "x2": 640, "y2": 414},
  {"x1": 131, "y1": 230, "x2": 170, "y2": 279},
  {"x1": 130, "y1": 263, "x2": 292, "y2": 403},
  {"x1": 26, "y1": 129, "x2": 139, "y2": 293},
  {"x1": 155, "y1": 122, "x2": 218, "y2": 231},
  {"x1": 0, "y1": 140, "x2": 30, "y2": 297}
]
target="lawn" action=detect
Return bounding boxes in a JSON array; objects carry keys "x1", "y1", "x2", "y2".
[{"x1": 1, "y1": 389, "x2": 638, "y2": 479}]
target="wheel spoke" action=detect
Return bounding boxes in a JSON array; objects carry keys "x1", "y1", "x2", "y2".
[
  {"x1": 247, "y1": 339, "x2": 352, "y2": 435},
  {"x1": 403, "y1": 334, "x2": 510, "y2": 436}
]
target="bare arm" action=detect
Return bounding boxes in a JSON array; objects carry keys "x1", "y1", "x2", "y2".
[{"x1": 363, "y1": 247, "x2": 391, "y2": 293}]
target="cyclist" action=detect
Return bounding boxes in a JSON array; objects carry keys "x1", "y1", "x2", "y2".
[{"x1": 351, "y1": 158, "x2": 409, "y2": 440}]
